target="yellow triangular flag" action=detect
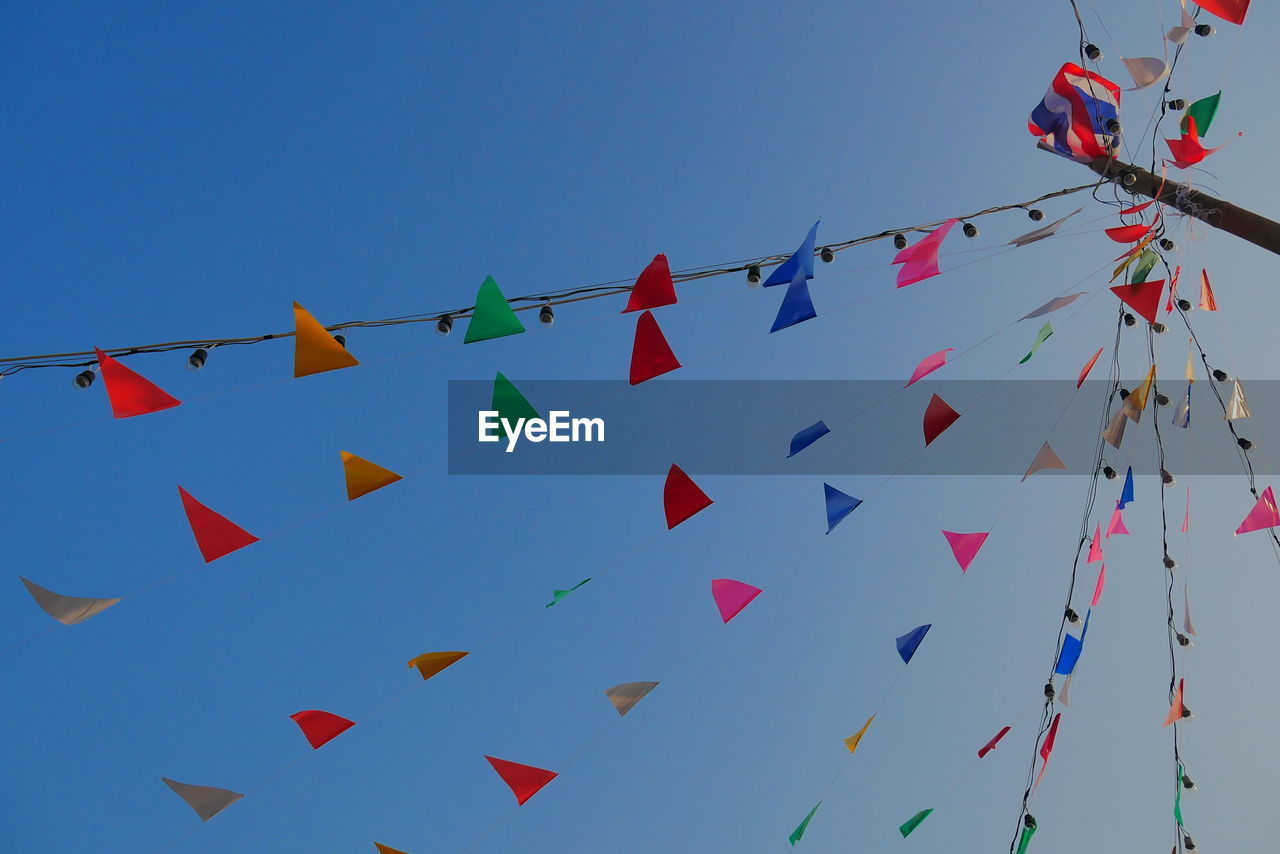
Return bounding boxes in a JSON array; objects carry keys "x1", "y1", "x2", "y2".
[
  {"x1": 1185, "y1": 340, "x2": 1196, "y2": 382},
  {"x1": 293, "y1": 302, "x2": 359, "y2": 378},
  {"x1": 341, "y1": 451, "x2": 403, "y2": 500},
  {"x1": 374, "y1": 844, "x2": 409, "y2": 854},
  {"x1": 1124, "y1": 364, "x2": 1156, "y2": 422},
  {"x1": 408, "y1": 651, "x2": 468, "y2": 681},
  {"x1": 843, "y1": 715, "x2": 874, "y2": 753}
]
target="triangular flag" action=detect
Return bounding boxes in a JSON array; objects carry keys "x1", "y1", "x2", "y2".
[
  {"x1": 1196, "y1": 0, "x2": 1250, "y2": 25},
  {"x1": 789, "y1": 802, "x2": 822, "y2": 846},
  {"x1": 407, "y1": 651, "x2": 468, "y2": 681},
  {"x1": 629, "y1": 310, "x2": 681, "y2": 385},
  {"x1": 20, "y1": 576, "x2": 120, "y2": 625},
  {"x1": 1016, "y1": 823, "x2": 1038, "y2": 854},
  {"x1": 1102, "y1": 408, "x2": 1127, "y2": 449},
  {"x1": 290, "y1": 710, "x2": 355, "y2": 749},
  {"x1": 843, "y1": 715, "x2": 874, "y2": 753},
  {"x1": 1181, "y1": 486, "x2": 1190, "y2": 532},
  {"x1": 1166, "y1": 116, "x2": 1225, "y2": 169},
  {"x1": 1129, "y1": 249, "x2": 1159, "y2": 285},
  {"x1": 1105, "y1": 222, "x2": 1153, "y2": 243},
  {"x1": 1120, "y1": 200, "x2": 1156, "y2": 216},
  {"x1": 492, "y1": 372, "x2": 539, "y2": 425},
  {"x1": 923, "y1": 394, "x2": 960, "y2": 446},
  {"x1": 463, "y1": 277, "x2": 526, "y2": 344},
  {"x1": 1224, "y1": 379, "x2": 1251, "y2": 420},
  {"x1": 1055, "y1": 633, "x2": 1084, "y2": 675},
  {"x1": 1168, "y1": 2, "x2": 1195, "y2": 42},
  {"x1": 545, "y1": 578, "x2": 591, "y2": 607},
  {"x1": 1199, "y1": 270, "x2": 1218, "y2": 310},
  {"x1": 1059, "y1": 674, "x2": 1072, "y2": 707},
  {"x1": 788, "y1": 421, "x2": 830, "y2": 458},
  {"x1": 1173, "y1": 384, "x2": 1191, "y2": 428},
  {"x1": 711, "y1": 578, "x2": 762, "y2": 623},
  {"x1": 978, "y1": 725, "x2": 1012, "y2": 758},
  {"x1": 893, "y1": 220, "x2": 957, "y2": 287},
  {"x1": 1181, "y1": 92, "x2": 1222, "y2": 137},
  {"x1": 177, "y1": 485, "x2": 259, "y2": 563},
  {"x1": 340, "y1": 451, "x2": 403, "y2": 500},
  {"x1": 1110, "y1": 280, "x2": 1165, "y2": 324},
  {"x1": 1122, "y1": 56, "x2": 1169, "y2": 90},
  {"x1": 1124, "y1": 366, "x2": 1156, "y2": 422},
  {"x1": 1119, "y1": 466, "x2": 1135, "y2": 507},
  {"x1": 899, "y1": 808, "x2": 934, "y2": 838},
  {"x1": 604, "y1": 682, "x2": 659, "y2": 717},
  {"x1": 1022, "y1": 442, "x2": 1066, "y2": 481},
  {"x1": 763, "y1": 221, "x2": 820, "y2": 287},
  {"x1": 1165, "y1": 265, "x2": 1181, "y2": 313},
  {"x1": 906, "y1": 348, "x2": 954, "y2": 386},
  {"x1": 375, "y1": 844, "x2": 409, "y2": 854},
  {"x1": 942, "y1": 531, "x2": 988, "y2": 572},
  {"x1": 1007, "y1": 208, "x2": 1082, "y2": 247},
  {"x1": 1235, "y1": 486, "x2": 1280, "y2": 534},
  {"x1": 622, "y1": 253, "x2": 677, "y2": 312},
  {"x1": 162, "y1": 777, "x2": 244, "y2": 821},
  {"x1": 1183, "y1": 585, "x2": 1197, "y2": 636},
  {"x1": 1112, "y1": 232, "x2": 1156, "y2": 278},
  {"x1": 1078, "y1": 347, "x2": 1104, "y2": 388},
  {"x1": 1019, "y1": 322, "x2": 1053, "y2": 364},
  {"x1": 1087, "y1": 525, "x2": 1103, "y2": 563},
  {"x1": 1163, "y1": 678, "x2": 1185, "y2": 726},
  {"x1": 1186, "y1": 342, "x2": 1197, "y2": 381},
  {"x1": 292, "y1": 303, "x2": 359, "y2": 377},
  {"x1": 770, "y1": 269, "x2": 818, "y2": 333},
  {"x1": 1020, "y1": 293, "x2": 1085, "y2": 320},
  {"x1": 824, "y1": 483, "x2": 863, "y2": 534},
  {"x1": 895, "y1": 624, "x2": 931, "y2": 664},
  {"x1": 1091, "y1": 563, "x2": 1107, "y2": 607},
  {"x1": 1033, "y1": 713, "x2": 1062, "y2": 789},
  {"x1": 1107, "y1": 502, "x2": 1130, "y2": 536},
  {"x1": 484, "y1": 756, "x2": 557, "y2": 805},
  {"x1": 664, "y1": 464, "x2": 712, "y2": 529},
  {"x1": 93, "y1": 348, "x2": 181, "y2": 418}
]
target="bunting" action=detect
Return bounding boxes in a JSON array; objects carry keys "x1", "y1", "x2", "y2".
[
  {"x1": 464, "y1": 277, "x2": 526, "y2": 344},
  {"x1": 622, "y1": 253, "x2": 678, "y2": 312},
  {"x1": 177, "y1": 485, "x2": 259, "y2": 563},
  {"x1": 630, "y1": 311, "x2": 681, "y2": 385},
  {"x1": 664, "y1": 464, "x2": 712, "y2": 529},
  {"x1": 94, "y1": 347, "x2": 181, "y2": 418},
  {"x1": 893, "y1": 220, "x2": 957, "y2": 287},
  {"x1": 293, "y1": 302, "x2": 360, "y2": 377}
]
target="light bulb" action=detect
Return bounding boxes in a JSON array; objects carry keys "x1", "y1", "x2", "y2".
[
  {"x1": 1122, "y1": 172, "x2": 1138, "y2": 187},
  {"x1": 436, "y1": 314, "x2": 453, "y2": 335},
  {"x1": 1103, "y1": 465, "x2": 1117, "y2": 479},
  {"x1": 1153, "y1": 322, "x2": 1168, "y2": 333},
  {"x1": 187, "y1": 348, "x2": 208, "y2": 371},
  {"x1": 1085, "y1": 43, "x2": 1102, "y2": 60},
  {"x1": 1178, "y1": 298, "x2": 1192, "y2": 311},
  {"x1": 539, "y1": 304, "x2": 555, "y2": 325},
  {"x1": 820, "y1": 246, "x2": 835, "y2": 263},
  {"x1": 1195, "y1": 23, "x2": 1215, "y2": 36},
  {"x1": 1238, "y1": 437, "x2": 1254, "y2": 451},
  {"x1": 1212, "y1": 369, "x2": 1228, "y2": 382},
  {"x1": 333, "y1": 333, "x2": 347, "y2": 348},
  {"x1": 746, "y1": 264, "x2": 762, "y2": 287},
  {"x1": 74, "y1": 369, "x2": 96, "y2": 389},
  {"x1": 893, "y1": 233, "x2": 908, "y2": 250},
  {"x1": 962, "y1": 222, "x2": 979, "y2": 238},
  {"x1": 1028, "y1": 208, "x2": 1044, "y2": 221},
  {"x1": 1168, "y1": 99, "x2": 1186, "y2": 111},
  {"x1": 1124, "y1": 312, "x2": 1137, "y2": 326}
]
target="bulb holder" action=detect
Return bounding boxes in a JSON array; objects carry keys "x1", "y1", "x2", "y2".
[
  {"x1": 333, "y1": 333, "x2": 347, "y2": 348},
  {"x1": 1195, "y1": 23, "x2": 1214, "y2": 36},
  {"x1": 187, "y1": 348, "x2": 208, "y2": 371},
  {"x1": 539, "y1": 304, "x2": 555, "y2": 325},
  {"x1": 1153, "y1": 322, "x2": 1168, "y2": 334},
  {"x1": 1044, "y1": 682, "x2": 1055, "y2": 700},
  {"x1": 1182, "y1": 774, "x2": 1196, "y2": 789},
  {"x1": 1156, "y1": 393, "x2": 1170, "y2": 406},
  {"x1": 1106, "y1": 119, "x2": 1122, "y2": 135},
  {"x1": 1160, "y1": 238, "x2": 1178, "y2": 251},
  {"x1": 1238, "y1": 437, "x2": 1254, "y2": 451},
  {"x1": 1184, "y1": 835, "x2": 1196, "y2": 852},
  {"x1": 1178, "y1": 298, "x2": 1193, "y2": 311},
  {"x1": 1085, "y1": 43, "x2": 1102, "y2": 60},
  {"x1": 1161, "y1": 469, "x2": 1175, "y2": 485},
  {"x1": 1212, "y1": 369, "x2": 1229, "y2": 382},
  {"x1": 1181, "y1": 706, "x2": 1193, "y2": 719},
  {"x1": 1122, "y1": 171, "x2": 1138, "y2": 187},
  {"x1": 820, "y1": 246, "x2": 835, "y2": 263},
  {"x1": 962, "y1": 222, "x2": 979, "y2": 238},
  {"x1": 892, "y1": 233, "x2": 907, "y2": 250},
  {"x1": 74, "y1": 369, "x2": 96, "y2": 389},
  {"x1": 1164, "y1": 555, "x2": 1177, "y2": 569},
  {"x1": 746, "y1": 264, "x2": 762, "y2": 286},
  {"x1": 1028, "y1": 208, "x2": 1044, "y2": 221},
  {"x1": 1168, "y1": 98, "x2": 1187, "y2": 111},
  {"x1": 1177, "y1": 633, "x2": 1192, "y2": 647},
  {"x1": 436, "y1": 314, "x2": 453, "y2": 335},
  {"x1": 1103, "y1": 466, "x2": 1117, "y2": 479},
  {"x1": 1065, "y1": 607, "x2": 1080, "y2": 624},
  {"x1": 1024, "y1": 814, "x2": 1037, "y2": 829},
  {"x1": 1119, "y1": 388, "x2": 1131, "y2": 399},
  {"x1": 1124, "y1": 312, "x2": 1137, "y2": 326}
]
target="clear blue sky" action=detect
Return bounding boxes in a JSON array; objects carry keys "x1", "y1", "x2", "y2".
[{"x1": 3, "y1": 2, "x2": 1279, "y2": 852}]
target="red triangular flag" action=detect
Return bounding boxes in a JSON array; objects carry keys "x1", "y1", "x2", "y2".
[
  {"x1": 289, "y1": 710, "x2": 355, "y2": 749},
  {"x1": 1196, "y1": 0, "x2": 1250, "y2": 25},
  {"x1": 923, "y1": 394, "x2": 960, "y2": 446},
  {"x1": 1110, "y1": 280, "x2": 1165, "y2": 325},
  {"x1": 177, "y1": 486, "x2": 259, "y2": 563},
  {"x1": 94, "y1": 347, "x2": 181, "y2": 419},
  {"x1": 1077, "y1": 347, "x2": 1104, "y2": 388},
  {"x1": 1165, "y1": 266, "x2": 1181, "y2": 314},
  {"x1": 1199, "y1": 270, "x2": 1219, "y2": 311},
  {"x1": 629, "y1": 310, "x2": 681, "y2": 385},
  {"x1": 1104, "y1": 223, "x2": 1152, "y2": 243},
  {"x1": 484, "y1": 756, "x2": 557, "y2": 805},
  {"x1": 623, "y1": 254, "x2": 677, "y2": 313},
  {"x1": 664, "y1": 464, "x2": 712, "y2": 529}
]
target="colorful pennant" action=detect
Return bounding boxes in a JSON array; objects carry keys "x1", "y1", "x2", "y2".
[
  {"x1": 1021, "y1": 293, "x2": 1085, "y2": 320},
  {"x1": 464, "y1": 277, "x2": 526, "y2": 344},
  {"x1": 895, "y1": 624, "x2": 931, "y2": 664},
  {"x1": 922, "y1": 394, "x2": 960, "y2": 446},
  {"x1": 162, "y1": 777, "x2": 244, "y2": 821},
  {"x1": 290, "y1": 710, "x2": 356, "y2": 749},
  {"x1": 1077, "y1": 347, "x2": 1104, "y2": 388},
  {"x1": 1091, "y1": 563, "x2": 1107, "y2": 607},
  {"x1": 20, "y1": 576, "x2": 120, "y2": 625},
  {"x1": 492, "y1": 371, "x2": 539, "y2": 425},
  {"x1": 764, "y1": 221, "x2": 820, "y2": 287},
  {"x1": 844, "y1": 715, "x2": 874, "y2": 754},
  {"x1": 1163, "y1": 678, "x2": 1185, "y2": 726},
  {"x1": 978, "y1": 725, "x2": 1012, "y2": 758},
  {"x1": 340, "y1": 451, "x2": 403, "y2": 500},
  {"x1": 942, "y1": 531, "x2": 988, "y2": 572},
  {"x1": 177, "y1": 485, "x2": 259, "y2": 563},
  {"x1": 789, "y1": 802, "x2": 822, "y2": 846},
  {"x1": 407, "y1": 651, "x2": 468, "y2": 681},
  {"x1": 1019, "y1": 322, "x2": 1053, "y2": 364},
  {"x1": 1007, "y1": 208, "x2": 1081, "y2": 247},
  {"x1": 899, "y1": 808, "x2": 934, "y2": 838},
  {"x1": 788, "y1": 421, "x2": 830, "y2": 458},
  {"x1": 824, "y1": 483, "x2": 862, "y2": 534},
  {"x1": 1022, "y1": 442, "x2": 1066, "y2": 481},
  {"x1": 94, "y1": 347, "x2": 181, "y2": 418},
  {"x1": 664, "y1": 464, "x2": 712, "y2": 529},
  {"x1": 1195, "y1": 0, "x2": 1250, "y2": 25},
  {"x1": 711, "y1": 578, "x2": 762, "y2": 624},
  {"x1": 545, "y1": 578, "x2": 591, "y2": 607},
  {"x1": 293, "y1": 302, "x2": 360, "y2": 377},
  {"x1": 604, "y1": 682, "x2": 659, "y2": 717},
  {"x1": 906, "y1": 348, "x2": 954, "y2": 387},
  {"x1": 629, "y1": 310, "x2": 681, "y2": 385},
  {"x1": 893, "y1": 220, "x2": 957, "y2": 287},
  {"x1": 1235, "y1": 486, "x2": 1280, "y2": 534},
  {"x1": 1181, "y1": 92, "x2": 1222, "y2": 137},
  {"x1": 622, "y1": 253, "x2": 677, "y2": 312},
  {"x1": 770, "y1": 269, "x2": 818, "y2": 333},
  {"x1": 1199, "y1": 270, "x2": 1218, "y2": 310},
  {"x1": 484, "y1": 756, "x2": 557, "y2": 805},
  {"x1": 1110, "y1": 280, "x2": 1165, "y2": 325}
]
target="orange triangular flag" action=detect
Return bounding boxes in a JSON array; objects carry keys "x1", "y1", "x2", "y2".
[
  {"x1": 94, "y1": 348, "x2": 181, "y2": 418},
  {"x1": 1199, "y1": 270, "x2": 1218, "y2": 311},
  {"x1": 293, "y1": 302, "x2": 359, "y2": 378},
  {"x1": 177, "y1": 486, "x2": 259, "y2": 563},
  {"x1": 1163, "y1": 678, "x2": 1185, "y2": 726},
  {"x1": 340, "y1": 451, "x2": 403, "y2": 500},
  {"x1": 407, "y1": 651, "x2": 468, "y2": 681}
]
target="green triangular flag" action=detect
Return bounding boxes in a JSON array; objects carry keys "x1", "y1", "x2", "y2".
[
  {"x1": 492, "y1": 372, "x2": 538, "y2": 424},
  {"x1": 464, "y1": 276, "x2": 526, "y2": 343},
  {"x1": 1180, "y1": 92, "x2": 1221, "y2": 136},
  {"x1": 1015, "y1": 824, "x2": 1037, "y2": 854},
  {"x1": 899, "y1": 808, "x2": 933, "y2": 838},
  {"x1": 1174, "y1": 765, "x2": 1185, "y2": 826},
  {"x1": 1019, "y1": 322, "x2": 1053, "y2": 364},
  {"x1": 545, "y1": 578, "x2": 591, "y2": 607},
  {"x1": 1130, "y1": 249, "x2": 1159, "y2": 285},
  {"x1": 788, "y1": 802, "x2": 821, "y2": 846}
]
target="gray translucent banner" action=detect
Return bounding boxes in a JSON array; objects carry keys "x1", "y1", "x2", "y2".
[{"x1": 447, "y1": 380, "x2": 1262, "y2": 475}]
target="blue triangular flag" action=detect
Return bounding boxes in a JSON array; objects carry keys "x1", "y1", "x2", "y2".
[
  {"x1": 763, "y1": 221, "x2": 820, "y2": 287},
  {"x1": 770, "y1": 270, "x2": 817, "y2": 333},
  {"x1": 1055, "y1": 633, "x2": 1083, "y2": 675},
  {"x1": 824, "y1": 483, "x2": 862, "y2": 533},
  {"x1": 1173, "y1": 383, "x2": 1191, "y2": 428},
  {"x1": 788, "y1": 421, "x2": 830, "y2": 458},
  {"x1": 895, "y1": 624, "x2": 931, "y2": 664},
  {"x1": 1119, "y1": 466, "x2": 1134, "y2": 508}
]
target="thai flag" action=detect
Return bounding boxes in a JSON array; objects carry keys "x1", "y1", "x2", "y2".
[{"x1": 1028, "y1": 62, "x2": 1121, "y2": 162}]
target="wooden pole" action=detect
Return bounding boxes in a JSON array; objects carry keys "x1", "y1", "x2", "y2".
[{"x1": 1086, "y1": 156, "x2": 1280, "y2": 257}]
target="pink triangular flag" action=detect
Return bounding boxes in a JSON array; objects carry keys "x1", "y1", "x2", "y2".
[
  {"x1": 906, "y1": 348, "x2": 954, "y2": 387},
  {"x1": 710, "y1": 578, "x2": 761, "y2": 623},
  {"x1": 1235, "y1": 486, "x2": 1280, "y2": 534},
  {"x1": 941, "y1": 531, "x2": 988, "y2": 573},
  {"x1": 1181, "y1": 487, "x2": 1190, "y2": 532},
  {"x1": 1091, "y1": 563, "x2": 1106, "y2": 607},
  {"x1": 892, "y1": 220, "x2": 958, "y2": 288},
  {"x1": 1106, "y1": 502, "x2": 1129, "y2": 536},
  {"x1": 1087, "y1": 525, "x2": 1103, "y2": 563},
  {"x1": 1033, "y1": 713, "x2": 1062, "y2": 789},
  {"x1": 1021, "y1": 442, "x2": 1067, "y2": 481}
]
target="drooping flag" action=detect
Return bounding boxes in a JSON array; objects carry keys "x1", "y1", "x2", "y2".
[
  {"x1": 293, "y1": 302, "x2": 360, "y2": 377},
  {"x1": 1112, "y1": 232, "x2": 1156, "y2": 278},
  {"x1": 1016, "y1": 822, "x2": 1038, "y2": 854},
  {"x1": 340, "y1": 451, "x2": 403, "y2": 500},
  {"x1": 374, "y1": 843, "x2": 409, "y2": 854},
  {"x1": 1172, "y1": 383, "x2": 1191, "y2": 428},
  {"x1": 1020, "y1": 292, "x2": 1085, "y2": 320},
  {"x1": 1181, "y1": 92, "x2": 1222, "y2": 137},
  {"x1": 1091, "y1": 564, "x2": 1107, "y2": 607},
  {"x1": 1102, "y1": 409, "x2": 1127, "y2": 449},
  {"x1": 664, "y1": 464, "x2": 712, "y2": 529},
  {"x1": 1224, "y1": 379, "x2": 1251, "y2": 420},
  {"x1": 1165, "y1": 265, "x2": 1181, "y2": 313},
  {"x1": 1055, "y1": 633, "x2": 1084, "y2": 675},
  {"x1": 492, "y1": 371, "x2": 539, "y2": 425},
  {"x1": 484, "y1": 756, "x2": 557, "y2": 805},
  {"x1": 1195, "y1": 0, "x2": 1250, "y2": 25},
  {"x1": 290, "y1": 710, "x2": 356, "y2": 749},
  {"x1": 1119, "y1": 466, "x2": 1135, "y2": 508},
  {"x1": 1166, "y1": 116, "x2": 1225, "y2": 170},
  {"x1": 1019, "y1": 322, "x2": 1053, "y2": 364},
  {"x1": 545, "y1": 578, "x2": 591, "y2": 607},
  {"x1": 770, "y1": 269, "x2": 818, "y2": 333},
  {"x1": 622, "y1": 253, "x2": 677, "y2": 312},
  {"x1": 1183, "y1": 585, "x2": 1197, "y2": 636},
  {"x1": 605, "y1": 682, "x2": 659, "y2": 717},
  {"x1": 1163, "y1": 678, "x2": 1185, "y2": 726},
  {"x1": 978, "y1": 725, "x2": 1012, "y2": 759},
  {"x1": 895, "y1": 624, "x2": 931, "y2": 664},
  {"x1": 1121, "y1": 56, "x2": 1169, "y2": 90},
  {"x1": 942, "y1": 531, "x2": 988, "y2": 572},
  {"x1": 1124, "y1": 366, "x2": 1156, "y2": 422},
  {"x1": 93, "y1": 348, "x2": 181, "y2": 418},
  {"x1": 20, "y1": 576, "x2": 120, "y2": 625},
  {"x1": 1028, "y1": 63, "x2": 1121, "y2": 162},
  {"x1": 824, "y1": 483, "x2": 862, "y2": 534},
  {"x1": 899, "y1": 808, "x2": 934, "y2": 838},
  {"x1": 629, "y1": 310, "x2": 681, "y2": 385},
  {"x1": 923, "y1": 394, "x2": 960, "y2": 446},
  {"x1": 464, "y1": 277, "x2": 526, "y2": 344},
  {"x1": 1087, "y1": 525, "x2": 1103, "y2": 563},
  {"x1": 906, "y1": 348, "x2": 954, "y2": 387},
  {"x1": 1033, "y1": 713, "x2": 1062, "y2": 788},
  {"x1": 844, "y1": 715, "x2": 874, "y2": 753},
  {"x1": 162, "y1": 777, "x2": 244, "y2": 821},
  {"x1": 710, "y1": 578, "x2": 762, "y2": 623},
  {"x1": 1105, "y1": 223, "x2": 1153, "y2": 243},
  {"x1": 1078, "y1": 347, "x2": 1104, "y2": 388},
  {"x1": 763, "y1": 221, "x2": 820, "y2": 287},
  {"x1": 1181, "y1": 487, "x2": 1190, "y2": 532},
  {"x1": 407, "y1": 651, "x2": 468, "y2": 681},
  {"x1": 1110, "y1": 280, "x2": 1165, "y2": 324},
  {"x1": 1199, "y1": 269, "x2": 1219, "y2": 310},
  {"x1": 1168, "y1": 4, "x2": 1196, "y2": 43},
  {"x1": 1106, "y1": 502, "x2": 1130, "y2": 536},
  {"x1": 1022, "y1": 442, "x2": 1067, "y2": 481},
  {"x1": 177, "y1": 485, "x2": 259, "y2": 563},
  {"x1": 788, "y1": 421, "x2": 830, "y2": 458},
  {"x1": 1007, "y1": 208, "x2": 1082, "y2": 247},
  {"x1": 789, "y1": 802, "x2": 822, "y2": 846},
  {"x1": 892, "y1": 220, "x2": 958, "y2": 287},
  {"x1": 1235, "y1": 486, "x2": 1280, "y2": 534},
  {"x1": 1129, "y1": 249, "x2": 1159, "y2": 285}
]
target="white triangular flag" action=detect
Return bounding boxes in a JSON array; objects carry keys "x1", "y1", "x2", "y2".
[
  {"x1": 1122, "y1": 57, "x2": 1170, "y2": 90},
  {"x1": 1103, "y1": 408, "x2": 1128, "y2": 449},
  {"x1": 1022, "y1": 442, "x2": 1068, "y2": 481},
  {"x1": 20, "y1": 576, "x2": 120, "y2": 625},
  {"x1": 1224, "y1": 379, "x2": 1251, "y2": 420},
  {"x1": 1183, "y1": 585, "x2": 1197, "y2": 637},
  {"x1": 162, "y1": 777, "x2": 244, "y2": 821},
  {"x1": 1007, "y1": 208, "x2": 1083, "y2": 247}
]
